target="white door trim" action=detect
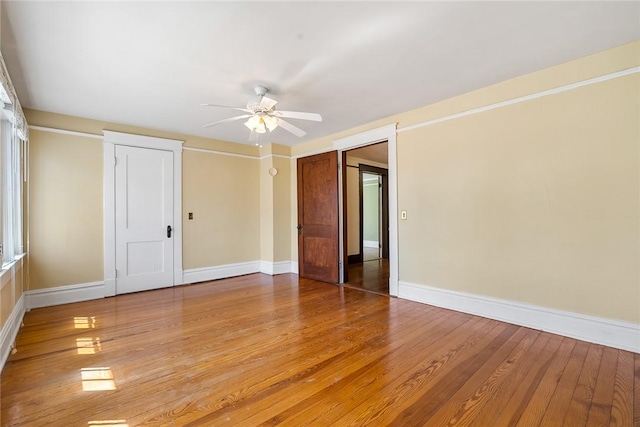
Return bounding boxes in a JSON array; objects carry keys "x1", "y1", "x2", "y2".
[
  {"x1": 333, "y1": 124, "x2": 398, "y2": 297},
  {"x1": 103, "y1": 130, "x2": 183, "y2": 296}
]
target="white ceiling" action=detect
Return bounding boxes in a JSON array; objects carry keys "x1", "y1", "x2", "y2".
[{"x1": 1, "y1": 2, "x2": 638, "y2": 147}]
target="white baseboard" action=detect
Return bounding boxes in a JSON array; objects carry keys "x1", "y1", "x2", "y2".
[
  {"x1": 399, "y1": 281, "x2": 640, "y2": 353},
  {"x1": 23, "y1": 262, "x2": 297, "y2": 311},
  {"x1": 182, "y1": 261, "x2": 261, "y2": 285},
  {"x1": 260, "y1": 260, "x2": 298, "y2": 275},
  {"x1": 0, "y1": 294, "x2": 25, "y2": 371},
  {"x1": 26, "y1": 281, "x2": 105, "y2": 309},
  {"x1": 364, "y1": 240, "x2": 379, "y2": 248},
  {"x1": 183, "y1": 261, "x2": 299, "y2": 284}
]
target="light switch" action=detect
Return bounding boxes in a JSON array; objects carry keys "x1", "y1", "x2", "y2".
[{"x1": 401, "y1": 210, "x2": 407, "y2": 220}]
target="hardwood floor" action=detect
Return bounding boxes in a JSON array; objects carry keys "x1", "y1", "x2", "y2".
[
  {"x1": 346, "y1": 259, "x2": 389, "y2": 295},
  {"x1": 1, "y1": 273, "x2": 636, "y2": 426}
]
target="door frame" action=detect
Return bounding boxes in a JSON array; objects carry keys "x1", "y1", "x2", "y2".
[
  {"x1": 334, "y1": 124, "x2": 398, "y2": 296},
  {"x1": 103, "y1": 131, "x2": 183, "y2": 297}
]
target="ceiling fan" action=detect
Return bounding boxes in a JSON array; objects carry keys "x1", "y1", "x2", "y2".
[{"x1": 201, "y1": 85, "x2": 322, "y2": 139}]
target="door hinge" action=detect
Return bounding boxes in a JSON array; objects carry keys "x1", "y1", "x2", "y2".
[
  {"x1": 114, "y1": 156, "x2": 117, "y2": 166},
  {"x1": 114, "y1": 269, "x2": 117, "y2": 278}
]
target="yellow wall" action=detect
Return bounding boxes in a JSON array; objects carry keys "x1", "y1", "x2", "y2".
[
  {"x1": 1, "y1": 268, "x2": 13, "y2": 326},
  {"x1": 0, "y1": 258, "x2": 24, "y2": 332},
  {"x1": 29, "y1": 129, "x2": 103, "y2": 288},
  {"x1": 399, "y1": 73, "x2": 638, "y2": 323},
  {"x1": 259, "y1": 155, "x2": 275, "y2": 263},
  {"x1": 183, "y1": 150, "x2": 260, "y2": 268},
  {"x1": 272, "y1": 155, "x2": 292, "y2": 262},
  {"x1": 259, "y1": 144, "x2": 292, "y2": 263},
  {"x1": 25, "y1": 109, "x2": 268, "y2": 289},
  {"x1": 293, "y1": 41, "x2": 640, "y2": 323}
]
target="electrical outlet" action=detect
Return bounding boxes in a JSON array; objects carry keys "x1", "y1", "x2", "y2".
[
  {"x1": 401, "y1": 210, "x2": 407, "y2": 220},
  {"x1": 188, "y1": 212, "x2": 193, "y2": 220}
]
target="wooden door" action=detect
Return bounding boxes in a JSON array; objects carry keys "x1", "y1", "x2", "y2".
[
  {"x1": 115, "y1": 145, "x2": 174, "y2": 294},
  {"x1": 297, "y1": 151, "x2": 339, "y2": 283}
]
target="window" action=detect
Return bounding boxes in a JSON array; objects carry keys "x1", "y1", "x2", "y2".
[
  {"x1": 0, "y1": 53, "x2": 28, "y2": 269},
  {"x1": 0, "y1": 101, "x2": 25, "y2": 265}
]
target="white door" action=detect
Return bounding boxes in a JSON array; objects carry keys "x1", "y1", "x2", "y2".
[{"x1": 115, "y1": 145, "x2": 174, "y2": 294}]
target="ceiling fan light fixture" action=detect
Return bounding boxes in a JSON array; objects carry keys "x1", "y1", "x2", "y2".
[
  {"x1": 245, "y1": 114, "x2": 276, "y2": 134},
  {"x1": 255, "y1": 122, "x2": 267, "y2": 133},
  {"x1": 262, "y1": 115, "x2": 278, "y2": 132},
  {"x1": 244, "y1": 115, "x2": 261, "y2": 130}
]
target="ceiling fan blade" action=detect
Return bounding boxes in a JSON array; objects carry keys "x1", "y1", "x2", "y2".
[
  {"x1": 276, "y1": 118, "x2": 306, "y2": 137},
  {"x1": 273, "y1": 110, "x2": 322, "y2": 122},
  {"x1": 201, "y1": 103, "x2": 252, "y2": 113},
  {"x1": 259, "y1": 96, "x2": 278, "y2": 110},
  {"x1": 202, "y1": 114, "x2": 252, "y2": 128}
]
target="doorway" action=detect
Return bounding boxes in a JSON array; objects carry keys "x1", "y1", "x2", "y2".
[{"x1": 343, "y1": 142, "x2": 390, "y2": 295}]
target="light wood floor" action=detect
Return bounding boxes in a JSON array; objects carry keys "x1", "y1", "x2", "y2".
[{"x1": 1, "y1": 274, "x2": 637, "y2": 426}]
